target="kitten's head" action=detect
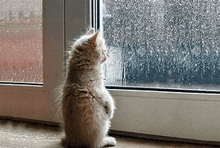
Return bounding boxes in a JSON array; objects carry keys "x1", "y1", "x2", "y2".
[{"x1": 71, "y1": 28, "x2": 108, "y2": 66}]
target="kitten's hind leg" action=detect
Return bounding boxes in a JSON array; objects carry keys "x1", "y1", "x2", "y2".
[{"x1": 101, "y1": 136, "x2": 116, "y2": 147}]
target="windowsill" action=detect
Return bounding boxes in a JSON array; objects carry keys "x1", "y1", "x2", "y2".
[{"x1": 0, "y1": 118, "x2": 219, "y2": 148}]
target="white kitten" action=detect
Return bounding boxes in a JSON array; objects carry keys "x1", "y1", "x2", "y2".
[{"x1": 61, "y1": 28, "x2": 116, "y2": 148}]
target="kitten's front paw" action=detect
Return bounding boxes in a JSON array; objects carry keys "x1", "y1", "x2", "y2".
[
  {"x1": 101, "y1": 136, "x2": 116, "y2": 147},
  {"x1": 104, "y1": 102, "x2": 114, "y2": 119}
]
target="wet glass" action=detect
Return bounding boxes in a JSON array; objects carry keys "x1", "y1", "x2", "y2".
[
  {"x1": 102, "y1": 0, "x2": 220, "y2": 91},
  {"x1": 0, "y1": 0, "x2": 43, "y2": 84}
]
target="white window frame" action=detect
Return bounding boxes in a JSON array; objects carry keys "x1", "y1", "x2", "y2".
[{"x1": 1, "y1": 0, "x2": 220, "y2": 144}]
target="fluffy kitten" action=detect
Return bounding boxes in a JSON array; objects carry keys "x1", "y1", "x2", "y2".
[{"x1": 61, "y1": 28, "x2": 116, "y2": 148}]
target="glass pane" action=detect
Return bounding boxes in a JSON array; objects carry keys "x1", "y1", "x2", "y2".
[
  {"x1": 102, "y1": 0, "x2": 220, "y2": 91},
  {"x1": 0, "y1": 0, "x2": 43, "y2": 84}
]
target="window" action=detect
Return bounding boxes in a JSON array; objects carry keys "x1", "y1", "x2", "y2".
[
  {"x1": 0, "y1": 0, "x2": 43, "y2": 84},
  {"x1": 0, "y1": 0, "x2": 64, "y2": 122},
  {"x1": 101, "y1": 0, "x2": 220, "y2": 142},
  {"x1": 102, "y1": 0, "x2": 220, "y2": 92}
]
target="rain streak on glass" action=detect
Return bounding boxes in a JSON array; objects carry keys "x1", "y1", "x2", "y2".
[
  {"x1": 102, "y1": 0, "x2": 220, "y2": 91},
  {"x1": 0, "y1": 0, "x2": 42, "y2": 83}
]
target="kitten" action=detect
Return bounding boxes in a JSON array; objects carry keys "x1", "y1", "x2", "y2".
[{"x1": 61, "y1": 28, "x2": 116, "y2": 148}]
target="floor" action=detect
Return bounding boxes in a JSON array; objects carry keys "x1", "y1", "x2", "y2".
[{"x1": 0, "y1": 119, "x2": 219, "y2": 148}]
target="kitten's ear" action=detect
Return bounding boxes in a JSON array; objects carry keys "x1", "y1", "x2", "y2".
[
  {"x1": 86, "y1": 28, "x2": 95, "y2": 35},
  {"x1": 89, "y1": 31, "x2": 99, "y2": 47}
]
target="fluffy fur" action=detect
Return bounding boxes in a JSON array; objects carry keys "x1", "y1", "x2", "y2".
[{"x1": 60, "y1": 28, "x2": 116, "y2": 148}]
